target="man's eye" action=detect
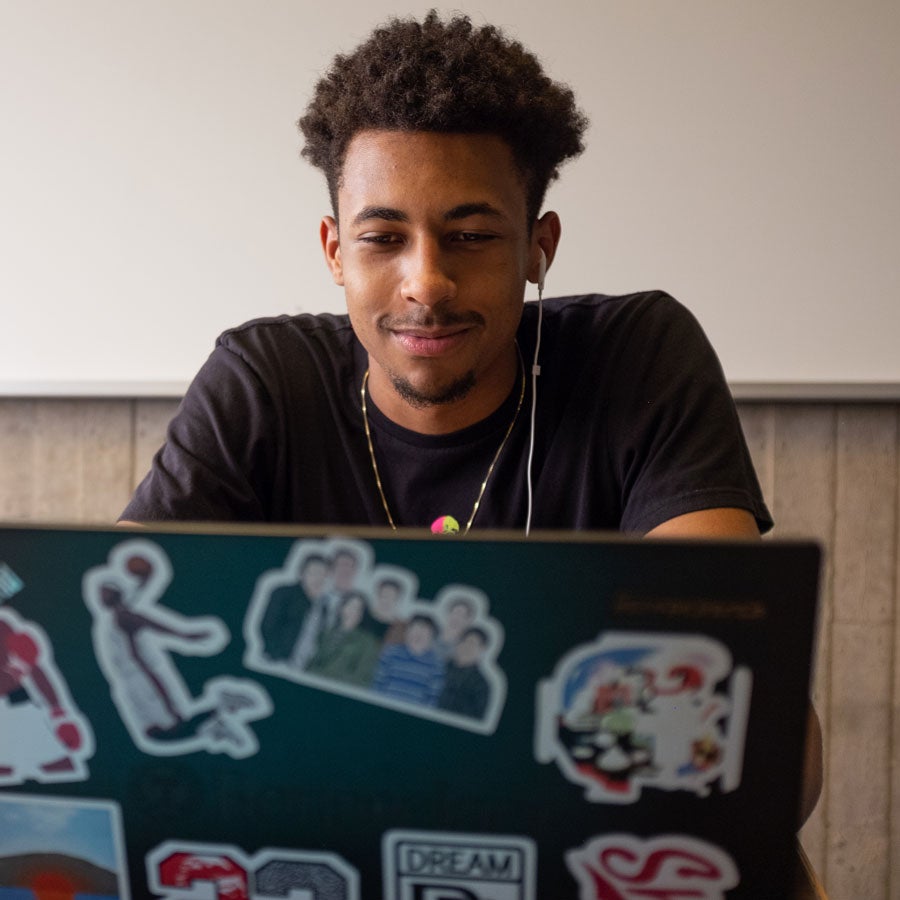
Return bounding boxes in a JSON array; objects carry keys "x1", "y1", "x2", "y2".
[
  {"x1": 359, "y1": 233, "x2": 401, "y2": 244},
  {"x1": 453, "y1": 232, "x2": 495, "y2": 243}
]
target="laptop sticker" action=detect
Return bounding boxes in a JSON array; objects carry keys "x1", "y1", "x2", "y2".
[
  {"x1": 535, "y1": 633, "x2": 751, "y2": 803},
  {"x1": 243, "y1": 539, "x2": 507, "y2": 735},
  {"x1": 83, "y1": 539, "x2": 272, "y2": 758},
  {"x1": 0, "y1": 562, "x2": 24, "y2": 602},
  {"x1": 383, "y1": 830, "x2": 536, "y2": 900},
  {"x1": 146, "y1": 841, "x2": 359, "y2": 900},
  {"x1": 0, "y1": 607, "x2": 95, "y2": 786},
  {"x1": 0, "y1": 792, "x2": 130, "y2": 899},
  {"x1": 565, "y1": 833, "x2": 739, "y2": 899}
]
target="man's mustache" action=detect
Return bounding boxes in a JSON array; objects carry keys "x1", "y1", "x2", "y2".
[{"x1": 378, "y1": 310, "x2": 486, "y2": 330}]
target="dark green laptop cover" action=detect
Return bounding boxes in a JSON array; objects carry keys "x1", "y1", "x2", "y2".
[{"x1": 0, "y1": 525, "x2": 819, "y2": 900}]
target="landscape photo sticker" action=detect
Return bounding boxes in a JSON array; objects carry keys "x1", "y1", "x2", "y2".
[{"x1": 0, "y1": 793, "x2": 130, "y2": 899}]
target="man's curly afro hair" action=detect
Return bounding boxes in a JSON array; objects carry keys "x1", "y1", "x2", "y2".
[{"x1": 298, "y1": 11, "x2": 588, "y2": 223}]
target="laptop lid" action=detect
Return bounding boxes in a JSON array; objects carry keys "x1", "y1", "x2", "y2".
[{"x1": 0, "y1": 524, "x2": 820, "y2": 899}]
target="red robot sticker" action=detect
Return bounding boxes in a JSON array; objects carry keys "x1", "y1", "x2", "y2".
[
  {"x1": 565, "y1": 833, "x2": 740, "y2": 899},
  {"x1": 535, "y1": 633, "x2": 751, "y2": 803},
  {"x1": 0, "y1": 607, "x2": 94, "y2": 786}
]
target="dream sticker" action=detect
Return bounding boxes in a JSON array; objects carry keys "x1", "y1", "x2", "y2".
[
  {"x1": 0, "y1": 607, "x2": 95, "y2": 786},
  {"x1": 82, "y1": 539, "x2": 272, "y2": 758},
  {"x1": 565, "y1": 833, "x2": 739, "y2": 899},
  {"x1": 0, "y1": 792, "x2": 130, "y2": 898},
  {"x1": 244, "y1": 539, "x2": 507, "y2": 734},
  {"x1": 535, "y1": 632, "x2": 751, "y2": 803},
  {"x1": 383, "y1": 830, "x2": 536, "y2": 900},
  {"x1": 146, "y1": 841, "x2": 359, "y2": 900}
]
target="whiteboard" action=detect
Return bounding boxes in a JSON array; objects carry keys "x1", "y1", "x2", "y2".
[{"x1": 1, "y1": 0, "x2": 898, "y2": 397}]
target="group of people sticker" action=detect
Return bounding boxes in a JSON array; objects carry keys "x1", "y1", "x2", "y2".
[{"x1": 244, "y1": 539, "x2": 506, "y2": 732}]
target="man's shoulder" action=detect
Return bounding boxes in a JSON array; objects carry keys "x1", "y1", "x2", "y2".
[
  {"x1": 520, "y1": 290, "x2": 695, "y2": 358},
  {"x1": 526, "y1": 290, "x2": 684, "y2": 327},
  {"x1": 203, "y1": 311, "x2": 360, "y2": 393},
  {"x1": 216, "y1": 312, "x2": 354, "y2": 353}
]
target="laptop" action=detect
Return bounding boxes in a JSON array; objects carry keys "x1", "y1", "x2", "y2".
[{"x1": 0, "y1": 523, "x2": 820, "y2": 899}]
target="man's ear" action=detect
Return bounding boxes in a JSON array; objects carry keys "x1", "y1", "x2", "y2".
[
  {"x1": 320, "y1": 216, "x2": 344, "y2": 286},
  {"x1": 528, "y1": 210, "x2": 561, "y2": 285}
]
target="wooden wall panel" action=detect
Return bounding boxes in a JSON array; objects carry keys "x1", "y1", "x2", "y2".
[
  {"x1": 0, "y1": 399, "x2": 36, "y2": 520},
  {"x1": 769, "y1": 406, "x2": 837, "y2": 873},
  {"x1": 1, "y1": 396, "x2": 899, "y2": 899},
  {"x1": 0, "y1": 399, "x2": 133, "y2": 523},
  {"x1": 33, "y1": 400, "x2": 134, "y2": 524},
  {"x1": 827, "y1": 408, "x2": 897, "y2": 900},
  {"x1": 834, "y1": 409, "x2": 898, "y2": 623},
  {"x1": 828, "y1": 623, "x2": 893, "y2": 899},
  {"x1": 892, "y1": 447, "x2": 900, "y2": 900}
]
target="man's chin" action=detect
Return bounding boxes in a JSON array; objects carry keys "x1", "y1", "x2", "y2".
[{"x1": 390, "y1": 370, "x2": 476, "y2": 408}]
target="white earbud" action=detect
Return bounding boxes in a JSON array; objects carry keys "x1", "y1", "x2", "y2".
[{"x1": 537, "y1": 249, "x2": 547, "y2": 294}]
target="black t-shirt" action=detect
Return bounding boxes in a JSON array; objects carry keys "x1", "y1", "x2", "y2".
[{"x1": 122, "y1": 292, "x2": 772, "y2": 534}]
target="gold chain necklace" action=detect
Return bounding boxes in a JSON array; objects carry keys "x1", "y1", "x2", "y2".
[{"x1": 360, "y1": 351, "x2": 526, "y2": 534}]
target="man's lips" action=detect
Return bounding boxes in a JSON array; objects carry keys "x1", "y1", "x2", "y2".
[
  {"x1": 391, "y1": 326, "x2": 471, "y2": 356},
  {"x1": 379, "y1": 313, "x2": 484, "y2": 357}
]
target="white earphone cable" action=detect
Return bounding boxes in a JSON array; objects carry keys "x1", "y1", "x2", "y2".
[{"x1": 525, "y1": 282, "x2": 543, "y2": 536}]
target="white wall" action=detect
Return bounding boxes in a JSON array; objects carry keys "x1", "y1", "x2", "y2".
[{"x1": 1, "y1": 0, "x2": 897, "y2": 395}]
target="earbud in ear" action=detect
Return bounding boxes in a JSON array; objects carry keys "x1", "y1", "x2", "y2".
[{"x1": 537, "y1": 249, "x2": 547, "y2": 293}]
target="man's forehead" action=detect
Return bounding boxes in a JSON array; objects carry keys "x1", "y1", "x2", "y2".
[{"x1": 336, "y1": 129, "x2": 528, "y2": 219}]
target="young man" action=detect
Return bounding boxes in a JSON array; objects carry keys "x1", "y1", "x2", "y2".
[
  {"x1": 120, "y1": 12, "x2": 768, "y2": 540},
  {"x1": 118, "y1": 12, "x2": 819, "y2": 814}
]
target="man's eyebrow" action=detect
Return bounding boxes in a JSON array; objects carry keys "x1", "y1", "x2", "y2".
[
  {"x1": 351, "y1": 206, "x2": 410, "y2": 226},
  {"x1": 349, "y1": 202, "x2": 507, "y2": 226},
  {"x1": 445, "y1": 202, "x2": 506, "y2": 221}
]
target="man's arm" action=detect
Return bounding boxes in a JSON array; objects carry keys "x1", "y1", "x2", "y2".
[
  {"x1": 646, "y1": 505, "x2": 824, "y2": 826},
  {"x1": 645, "y1": 507, "x2": 760, "y2": 539}
]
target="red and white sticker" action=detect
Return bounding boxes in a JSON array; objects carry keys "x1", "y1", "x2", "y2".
[
  {"x1": 565, "y1": 833, "x2": 739, "y2": 899},
  {"x1": 146, "y1": 841, "x2": 359, "y2": 900},
  {"x1": 83, "y1": 539, "x2": 272, "y2": 758},
  {"x1": 536, "y1": 632, "x2": 751, "y2": 803},
  {"x1": 0, "y1": 607, "x2": 95, "y2": 786}
]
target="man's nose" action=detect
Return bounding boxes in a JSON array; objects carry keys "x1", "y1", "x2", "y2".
[{"x1": 399, "y1": 239, "x2": 457, "y2": 307}]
